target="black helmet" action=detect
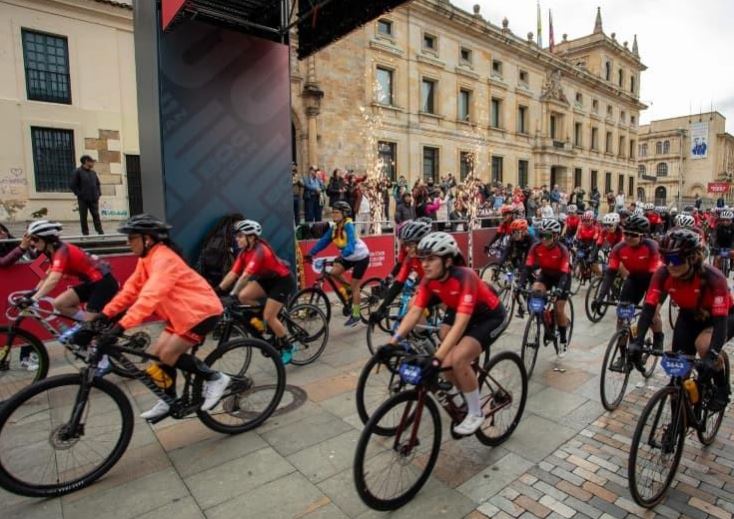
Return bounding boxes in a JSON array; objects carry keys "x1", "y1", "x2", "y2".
[
  {"x1": 659, "y1": 228, "x2": 701, "y2": 258},
  {"x1": 622, "y1": 214, "x2": 650, "y2": 234},
  {"x1": 332, "y1": 201, "x2": 352, "y2": 217},
  {"x1": 118, "y1": 214, "x2": 172, "y2": 239}
]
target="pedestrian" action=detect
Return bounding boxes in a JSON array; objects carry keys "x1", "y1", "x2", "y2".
[
  {"x1": 615, "y1": 190, "x2": 625, "y2": 212},
  {"x1": 550, "y1": 184, "x2": 561, "y2": 213},
  {"x1": 70, "y1": 155, "x2": 104, "y2": 235},
  {"x1": 449, "y1": 199, "x2": 469, "y2": 231},
  {"x1": 0, "y1": 224, "x2": 31, "y2": 267},
  {"x1": 395, "y1": 192, "x2": 416, "y2": 224},
  {"x1": 303, "y1": 166, "x2": 324, "y2": 222},
  {"x1": 540, "y1": 199, "x2": 554, "y2": 218},
  {"x1": 326, "y1": 169, "x2": 345, "y2": 207},
  {"x1": 694, "y1": 193, "x2": 702, "y2": 210},
  {"x1": 292, "y1": 164, "x2": 303, "y2": 226}
]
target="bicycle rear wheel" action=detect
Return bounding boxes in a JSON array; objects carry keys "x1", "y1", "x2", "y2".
[
  {"x1": 196, "y1": 338, "x2": 285, "y2": 434},
  {"x1": 0, "y1": 326, "x2": 49, "y2": 403},
  {"x1": 697, "y1": 351, "x2": 730, "y2": 446},
  {"x1": 359, "y1": 277, "x2": 385, "y2": 323},
  {"x1": 0, "y1": 373, "x2": 133, "y2": 497},
  {"x1": 475, "y1": 351, "x2": 528, "y2": 446},
  {"x1": 521, "y1": 317, "x2": 541, "y2": 379},
  {"x1": 600, "y1": 329, "x2": 631, "y2": 411},
  {"x1": 286, "y1": 304, "x2": 329, "y2": 366},
  {"x1": 353, "y1": 389, "x2": 441, "y2": 511},
  {"x1": 628, "y1": 386, "x2": 686, "y2": 508},
  {"x1": 584, "y1": 278, "x2": 607, "y2": 323},
  {"x1": 289, "y1": 287, "x2": 331, "y2": 323}
]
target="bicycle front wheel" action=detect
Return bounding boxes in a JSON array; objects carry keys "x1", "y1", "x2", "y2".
[
  {"x1": 0, "y1": 373, "x2": 133, "y2": 497},
  {"x1": 0, "y1": 326, "x2": 49, "y2": 403},
  {"x1": 628, "y1": 386, "x2": 686, "y2": 508},
  {"x1": 584, "y1": 278, "x2": 606, "y2": 323},
  {"x1": 600, "y1": 329, "x2": 631, "y2": 411},
  {"x1": 355, "y1": 353, "x2": 406, "y2": 431},
  {"x1": 353, "y1": 389, "x2": 441, "y2": 511},
  {"x1": 286, "y1": 304, "x2": 329, "y2": 366},
  {"x1": 521, "y1": 317, "x2": 541, "y2": 379},
  {"x1": 290, "y1": 287, "x2": 331, "y2": 323}
]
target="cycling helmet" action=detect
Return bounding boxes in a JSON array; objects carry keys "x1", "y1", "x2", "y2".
[
  {"x1": 558, "y1": 213, "x2": 568, "y2": 223},
  {"x1": 400, "y1": 220, "x2": 432, "y2": 243},
  {"x1": 581, "y1": 210, "x2": 595, "y2": 222},
  {"x1": 683, "y1": 205, "x2": 695, "y2": 213},
  {"x1": 656, "y1": 206, "x2": 668, "y2": 214},
  {"x1": 567, "y1": 204, "x2": 577, "y2": 214},
  {"x1": 510, "y1": 219, "x2": 529, "y2": 232},
  {"x1": 659, "y1": 228, "x2": 701, "y2": 258},
  {"x1": 643, "y1": 202, "x2": 655, "y2": 211},
  {"x1": 633, "y1": 207, "x2": 644, "y2": 216},
  {"x1": 622, "y1": 214, "x2": 650, "y2": 234},
  {"x1": 720, "y1": 210, "x2": 734, "y2": 220},
  {"x1": 618, "y1": 208, "x2": 630, "y2": 219},
  {"x1": 538, "y1": 218, "x2": 562, "y2": 234},
  {"x1": 417, "y1": 232, "x2": 459, "y2": 257},
  {"x1": 117, "y1": 214, "x2": 172, "y2": 239},
  {"x1": 415, "y1": 216, "x2": 434, "y2": 225},
  {"x1": 332, "y1": 201, "x2": 352, "y2": 217},
  {"x1": 602, "y1": 213, "x2": 620, "y2": 226},
  {"x1": 27, "y1": 220, "x2": 62, "y2": 239},
  {"x1": 500, "y1": 205, "x2": 513, "y2": 216},
  {"x1": 670, "y1": 207, "x2": 678, "y2": 215},
  {"x1": 234, "y1": 219, "x2": 262, "y2": 236},
  {"x1": 674, "y1": 214, "x2": 695, "y2": 228}
]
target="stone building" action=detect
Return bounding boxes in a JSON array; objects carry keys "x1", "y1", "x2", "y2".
[
  {"x1": 637, "y1": 112, "x2": 734, "y2": 206},
  {"x1": 0, "y1": 0, "x2": 138, "y2": 223},
  {"x1": 291, "y1": 0, "x2": 646, "y2": 200}
]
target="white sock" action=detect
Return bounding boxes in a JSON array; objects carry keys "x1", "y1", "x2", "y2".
[
  {"x1": 72, "y1": 310, "x2": 86, "y2": 321},
  {"x1": 464, "y1": 389, "x2": 482, "y2": 417}
]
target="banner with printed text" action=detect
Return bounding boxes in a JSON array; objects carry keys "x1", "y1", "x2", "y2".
[{"x1": 690, "y1": 121, "x2": 709, "y2": 160}]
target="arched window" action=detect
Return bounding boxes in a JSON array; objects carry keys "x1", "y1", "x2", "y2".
[
  {"x1": 663, "y1": 140, "x2": 670, "y2": 154},
  {"x1": 656, "y1": 162, "x2": 668, "y2": 176},
  {"x1": 638, "y1": 164, "x2": 646, "y2": 176},
  {"x1": 655, "y1": 141, "x2": 662, "y2": 154},
  {"x1": 655, "y1": 186, "x2": 667, "y2": 204},
  {"x1": 637, "y1": 187, "x2": 646, "y2": 202}
]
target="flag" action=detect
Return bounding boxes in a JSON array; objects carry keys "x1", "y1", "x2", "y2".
[
  {"x1": 536, "y1": 2, "x2": 542, "y2": 47},
  {"x1": 549, "y1": 9, "x2": 555, "y2": 52}
]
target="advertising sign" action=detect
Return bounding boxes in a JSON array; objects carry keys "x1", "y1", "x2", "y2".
[
  {"x1": 690, "y1": 122, "x2": 709, "y2": 160},
  {"x1": 708, "y1": 182, "x2": 730, "y2": 194}
]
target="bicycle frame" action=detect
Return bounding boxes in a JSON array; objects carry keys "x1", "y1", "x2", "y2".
[{"x1": 311, "y1": 259, "x2": 352, "y2": 307}]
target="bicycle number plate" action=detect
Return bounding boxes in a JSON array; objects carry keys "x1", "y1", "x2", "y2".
[
  {"x1": 616, "y1": 304, "x2": 636, "y2": 320},
  {"x1": 528, "y1": 296, "x2": 545, "y2": 314},
  {"x1": 399, "y1": 362, "x2": 423, "y2": 385},
  {"x1": 661, "y1": 354, "x2": 692, "y2": 377},
  {"x1": 720, "y1": 249, "x2": 730, "y2": 258}
]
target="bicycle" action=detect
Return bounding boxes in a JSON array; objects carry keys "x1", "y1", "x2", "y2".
[
  {"x1": 0, "y1": 328, "x2": 285, "y2": 497},
  {"x1": 713, "y1": 247, "x2": 730, "y2": 278},
  {"x1": 584, "y1": 266, "x2": 623, "y2": 323},
  {"x1": 353, "y1": 350, "x2": 527, "y2": 511},
  {"x1": 628, "y1": 350, "x2": 730, "y2": 507},
  {"x1": 569, "y1": 244, "x2": 596, "y2": 295},
  {"x1": 290, "y1": 258, "x2": 383, "y2": 323},
  {"x1": 598, "y1": 302, "x2": 658, "y2": 411},
  {"x1": 519, "y1": 287, "x2": 575, "y2": 379}
]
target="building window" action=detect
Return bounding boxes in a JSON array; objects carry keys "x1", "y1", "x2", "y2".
[
  {"x1": 629, "y1": 139, "x2": 636, "y2": 159},
  {"x1": 638, "y1": 164, "x2": 646, "y2": 176},
  {"x1": 491, "y1": 98, "x2": 502, "y2": 128},
  {"x1": 618, "y1": 174, "x2": 624, "y2": 192},
  {"x1": 606, "y1": 104, "x2": 613, "y2": 118},
  {"x1": 574, "y1": 168, "x2": 582, "y2": 188},
  {"x1": 491, "y1": 155, "x2": 503, "y2": 183},
  {"x1": 620, "y1": 111, "x2": 626, "y2": 123},
  {"x1": 519, "y1": 69, "x2": 528, "y2": 84},
  {"x1": 618, "y1": 68, "x2": 624, "y2": 87},
  {"x1": 460, "y1": 47, "x2": 472, "y2": 63},
  {"x1": 628, "y1": 176, "x2": 634, "y2": 197},
  {"x1": 657, "y1": 162, "x2": 668, "y2": 176},
  {"x1": 591, "y1": 127, "x2": 599, "y2": 150},
  {"x1": 619, "y1": 136, "x2": 626, "y2": 157},
  {"x1": 575, "y1": 92, "x2": 583, "y2": 106},
  {"x1": 377, "y1": 141, "x2": 396, "y2": 181},
  {"x1": 22, "y1": 29, "x2": 71, "y2": 104},
  {"x1": 550, "y1": 115, "x2": 557, "y2": 139},
  {"x1": 31, "y1": 126, "x2": 75, "y2": 192},
  {"x1": 518, "y1": 160, "x2": 529, "y2": 187},
  {"x1": 663, "y1": 140, "x2": 670, "y2": 154},
  {"x1": 517, "y1": 105, "x2": 528, "y2": 134},
  {"x1": 423, "y1": 33, "x2": 436, "y2": 50},
  {"x1": 631, "y1": 115, "x2": 636, "y2": 126},
  {"x1": 377, "y1": 19, "x2": 393, "y2": 36},
  {"x1": 605, "y1": 131, "x2": 613, "y2": 153},
  {"x1": 423, "y1": 147, "x2": 439, "y2": 182},
  {"x1": 592, "y1": 99, "x2": 599, "y2": 113},
  {"x1": 639, "y1": 143, "x2": 647, "y2": 157},
  {"x1": 421, "y1": 78, "x2": 436, "y2": 113},
  {"x1": 574, "y1": 122, "x2": 582, "y2": 147},
  {"x1": 630, "y1": 75, "x2": 636, "y2": 94},
  {"x1": 458, "y1": 89, "x2": 471, "y2": 121},
  {"x1": 491, "y1": 59, "x2": 503, "y2": 78},
  {"x1": 656, "y1": 141, "x2": 663, "y2": 154},
  {"x1": 591, "y1": 170, "x2": 598, "y2": 190},
  {"x1": 605, "y1": 172, "x2": 612, "y2": 193},
  {"x1": 460, "y1": 151, "x2": 474, "y2": 180},
  {"x1": 375, "y1": 67, "x2": 393, "y2": 105},
  {"x1": 605, "y1": 61, "x2": 611, "y2": 81}
]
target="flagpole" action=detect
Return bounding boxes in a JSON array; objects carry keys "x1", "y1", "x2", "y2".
[{"x1": 537, "y1": 1, "x2": 542, "y2": 48}]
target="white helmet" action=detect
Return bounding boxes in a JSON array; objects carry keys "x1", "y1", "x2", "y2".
[
  {"x1": 234, "y1": 219, "x2": 262, "y2": 236},
  {"x1": 643, "y1": 203, "x2": 655, "y2": 211},
  {"x1": 567, "y1": 204, "x2": 577, "y2": 213},
  {"x1": 602, "y1": 213, "x2": 620, "y2": 226},
  {"x1": 27, "y1": 220, "x2": 62, "y2": 239},
  {"x1": 675, "y1": 214, "x2": 695, "y2": 228},
  {"x1": 400, "y1": 220, "x2": 432, "y2": 243},
  {"x1": 633, "y1": 207, "x2": 644, "y2": 216},
  {"x1": 417, "y1": 232, "x2": 459, "y2": 257},
  {"x1": 720, "y1": 210, "x2": 734, "y2": 220},
  {"x1": 538, "y1": 218, "x2": 562, "y2": 234}
]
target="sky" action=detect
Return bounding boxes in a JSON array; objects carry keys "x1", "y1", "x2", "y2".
[{"x1": 451, "y1": 0, "x2": 734, "y2": 130}]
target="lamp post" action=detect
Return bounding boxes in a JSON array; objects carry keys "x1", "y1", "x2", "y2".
[{"x1": 677, "y1": 128, "x2": 687, "y2": 208}]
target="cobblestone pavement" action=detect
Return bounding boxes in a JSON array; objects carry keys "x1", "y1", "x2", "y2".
[{"x1": 3, "y1": 289, "x2": 733, "y2": 519}]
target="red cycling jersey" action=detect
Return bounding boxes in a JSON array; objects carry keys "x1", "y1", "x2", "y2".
[
  {"x1": 564, "y1": 215, "x2": 580, "y2": 235},
  {"x1": 646, "y1": 212, "x2": 662, "y2": 227},
  {"x1": 575, "y1": 223, "x2": 599, "y2": 243},
  {"x1": 608, "y1": 238, "x2": 660, "y2": 275},
  {"x1": 231, "y1": 241, "x2": 290, "y2": 278},
  {"x1": 50, "y1": 243, "x2": 106, "y2": 283},
  {"x1": 414, "y1": 266, "x2": 500, "y2": 315},
  {"x1": 497, "y1": 220, "x2": 513, "y2": 236},
  {"x1": 525, "y1": 242, "x2": 571, "y2": 276},
  {"x1": 597, "y1": 228, "x2": 623, "y2": 248},
  {"x1": 395, "y1": 256, "x2": 424, "y2": 283},
  {"x1": 644, "y1": 265, "x2": 732, "y2": 317}
]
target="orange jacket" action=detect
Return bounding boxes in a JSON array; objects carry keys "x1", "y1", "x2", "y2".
[{"x1": 103, "y1": 243, "x2": 222, "y2": 333}]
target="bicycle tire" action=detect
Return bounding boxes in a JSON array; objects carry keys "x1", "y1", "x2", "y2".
[
  {"x1": 475, "y1": 351, "x2": 528, "y2": 446},
  {"x1": 366, "y1": 303, "x2": 401, "y2": 355},
  {"x1": 0, "y1": 373, "x2": 133, "y2": 497},
  {"x1": 565, "y1": 297, "x2": 575, "y2": 345},
  {"x1": 290, "y1": 287, "x2": 331, "y2": 323},
  {"x1": 497, "y1": 285, "x2": 515, "y2": 330},
  {"x1": 570, "y1": 263, "x2": 583, "y2": 295},
  {"x1": 355, "y1": 352, "x2": 407, "y2": 432},
  {"x1": 628, "y1": 386, "x2": 686, "y2": 508},
  {"x1": 359, "y1": 277, "x2": 385, "y2": 323},
  {"x1": 599, "y1": 329, "x2": 631, "y2": 411},
  {"x1": 353, "y1": 389, "x2": 442, "y2": 511},
  {"x1": 287, "y1": 304, "x2": 329, "y2": 366},
  {"x1": 0, "y1": 326, "x2": 49, "y2": 402},
  {"x1": 584, "y1": 278, "x2": 606, "y2": 323},
  {"x1": 195, "y1": 338, "x2": 285, "y2": 434},
  {"x1": 521, "y1": 316, "x2": 541, "y2": 379},
  {"x1": 697, "y1": 350, "x2": 730, "y2": 446}
]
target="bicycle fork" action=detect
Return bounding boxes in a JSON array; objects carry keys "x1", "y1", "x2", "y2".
[{"x1": 393, "y1": 390, "x2": 426, "y2": 456}]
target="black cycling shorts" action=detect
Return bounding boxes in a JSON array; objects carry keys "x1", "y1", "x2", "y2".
[
  {"x1": 672, "y1": 309, "x2": 734, "y2": 355},
  {"x1": 72, "y1": 273, "x2": 119, "y2": 313},
  {"x1": 619, "y1": 273, "x2": 653, "y2": 306},
  {"x1": 165, "y1": 314, "x2": 222, "y2": 344},
  {"x1": 441, "y1": 305, "x2": 506, "y2": 350},
  {"x1": 335, "y1": 256, "x2": 369, "y2": 280},
  {"x1": 255, "y1": 273, "x2": 297, "y2": 304},
  {"x1": 536, "y1": 273, "x2": 571, "y2": 301}
]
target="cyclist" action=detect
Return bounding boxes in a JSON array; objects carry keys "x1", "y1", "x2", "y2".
[
  {"x1": 96, "y1": 214, "x2": 230, "y2": 420},
  {"x1": 305, "y1": 201, "x2": 371, "y2": 327},
  {"x1": 562, "y1": 205, "x2": 580, "y2": 247},
  {"x1": 486, "y1": 205, "x2": 514, "y2": 250},
  {"x1": 629, "y1": 229, "x2": 732, "y2": 411},
  {"x1": 217, "y1": 219, "x2": 297, "y2": 364},
  {"x1": 575, "y1": 210, "x2": 600, "y2": 275},
  {"x1": 387, "y1": 232, "x2": 506, "y2": 435},
  {"x1": 500, "y1": 218, "x2": 536, "y2": 272},
  {"x1": 592, "y1": 214, "x2": 664, "y2": 363},
  {"x1": 711, "y1": 209, "x2": 734, "y2": 272},
  {"x1": 597, "y1": 212, "x2": 623, "y2": 250},
  {"x1": 644, "y1": 203, "x2": 662, "y2": 236},
  {"x1": 519, "y1": 218, "x2": 572, "y2": 357}
]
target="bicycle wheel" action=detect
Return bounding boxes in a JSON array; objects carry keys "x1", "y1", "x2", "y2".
[
  {"x1": 366, "y1": 303, "x2": 401, "y2": 355},
  {"x1": 475, "y1": 351, "x2": 528, "y2": 446},
  {"x1": 521, "y1": 316, "x2": 541, "y2": 379},
  {"x1": 570, "y1": 264, "x2": 583, "y2": 295},
  {"x1": 628, "y1": 386, "x2": 686, "y2": 508},
  {"x1": 290, "y1": 287, "x2": 331, "y2": 323},
  {"x1": 0, "y1": 326, "x2": 49, "y2": 403},
  {"x1": 565, "y1": 297, "x2": 575, "y2": 345},
  {"x1": 640, "y1": 344, "x2": 659, "y2": 380},
  {"x1": 497, "y1": 285, "x2": 515, "y2": 330},
  {"x1": 359, "y1": 277, "x2": 385, "y2": 323},
  {"x1": 0, "y1": 373, "x2": 133, "y2": 497},
  {"x1": 353, "y1": 389, "x2": 442, "y2": 511},
  {"x1": 480, "y1": 263, "x2": 501, "y2": 285},
  {"x1": 286, "y1": 304, "x2": 329, "y2": 366},
  {"x1": 600, "y1": 329, "x2": 631, "y2": 411},
  {"x1": 697, "y1": 351, "x2": 730, "y2": 446},
  {"x1": 668, "y1": 300, "x2": 678, "y2": 328},
  {"x1": 355, "y1": 352, "x2": 409, "y2": 432},
  {"x1": 584, "y1": 278, "x2": 607, "y2": 323}
]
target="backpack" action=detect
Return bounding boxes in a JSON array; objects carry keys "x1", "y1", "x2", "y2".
[{"x1": 195, "y1": 213, "x2": 244, "y2": 286}]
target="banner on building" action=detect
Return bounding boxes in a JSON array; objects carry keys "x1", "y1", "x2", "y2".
[
  {"x1": 708, "y1": 182, "x2": 730, "y2": 194},
  {"x1": 690, "y1": 122, "x2": 709, "y2": 160}
]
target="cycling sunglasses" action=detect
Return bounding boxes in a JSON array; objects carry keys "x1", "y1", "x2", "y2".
[
  {"x1": 540, "y1": 232, "x2": 555, "y2": 239},
  {"x1": 663, "y1": 253, "x2": 686, "y2": 266},
  {"x1": 623, "y1": 231, "x2": 641, "y2": 238}
]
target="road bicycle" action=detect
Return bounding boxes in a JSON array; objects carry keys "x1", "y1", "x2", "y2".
[
  {"x1": 569, "y1": 244, "x2": 596, "y2": 295},
  {"x1": 290, "y1": 258, "x2": 383, "y2": 323},
  {"x1": 353, "y1": 350, "x2": 527, "y2": 511},
  {"x1": 628, "y1": 351, "x2": 730, "y2": 507},
  {"x1": 584, "y1": 267, "x2": 623, "y2": 323},
  {"x1": 598, "y1": 302, "x2": 658, "y2": 411},
  {"x1": 713, "y1": 247, "x2": 731, "y2": 278},
  {"x1": 0, "y1": 328, "x2": 285, "y2": 497},
  {"x1": 519, "y1": 287, "x2": 575, "y2": 378}
]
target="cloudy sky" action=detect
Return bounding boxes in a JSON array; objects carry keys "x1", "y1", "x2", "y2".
[{"x1": 451, "y1": 0, "x2": 734, "y2": 130}]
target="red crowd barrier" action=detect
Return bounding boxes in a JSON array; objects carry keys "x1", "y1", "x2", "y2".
[{"x1": 471, "y1": 228, "x2": 498, "y2": 270}]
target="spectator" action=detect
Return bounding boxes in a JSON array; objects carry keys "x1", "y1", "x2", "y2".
[
  {"x1": 412, "y1": 179, "x2": 429, "y2": 217},
  {"x1": 449, "y1": 199, "x2": 470, "y2": 231},
  {"x1": 345, "y1": 172, "x2": 367, "y2": 216},
  {"x1": 292, "y1": 164, "x2": 303, "y2": 226},
  {"x1": 0, "y1": 224, "x2": 31, "y2": 268},
  {"x1": 326, "y1": 169, "x2": 346, "y2": 207},
  {"x1": 526, "y1": 193, "x2": 539, "y2": 219},
  {"x1": 540, "y1": 198, "x2": 554, "y2": 218},
  {"x1": 590, "y1": 187, "x2": 600, "y2": 214},
  {"x1": 694, "y1": 193, "x2": 702, "y2": 209},
  {"x1": 615, "y1": 190, "x2": 625, "y2": 212},
  {"x1": 379, "y1": 175, "x2": 392, "y2": 221},
  {"x1": 492, "y1": 187, "x2": 505, "y2": 211},
  {"x1": 70, "y1": 155, "x2": 104, "y2": 235},
  {"x1": 550, "y1": 184, "x2": 561, "y2": 212},
  {"x1": 435, "y1": 187, "x2": 450, "y2": 230},
  {"x1": 303, "y1": 166, "x2": 324, "y2": 222},
  {"x1": 356, "y1": 188, "x2": 371, "y2": 235},
  {"x1": 606, "y1": 191, "x2": 615, "y2": 213},
  {"x1": 395, "y1": 192, "x2": 416, "y2": 224}
]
